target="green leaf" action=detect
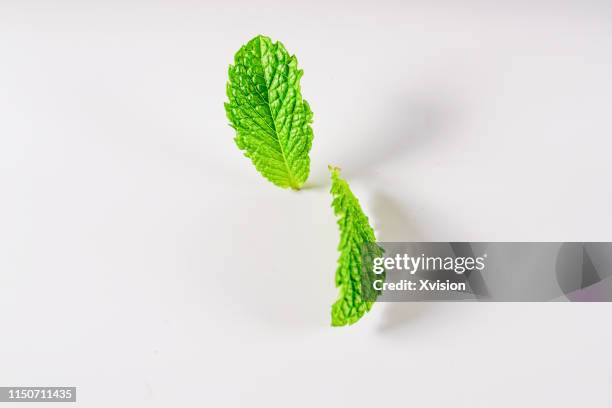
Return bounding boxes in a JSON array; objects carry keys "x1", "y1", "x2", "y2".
[
  {"x1": 329, "y1": 166, "x2": 384, "y2": 326},
  {"x1": 225, "y1": 35, "x2": 314, "y2": 190}
]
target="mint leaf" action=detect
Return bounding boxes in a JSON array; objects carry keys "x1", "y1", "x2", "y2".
[
  {"x1": 225, "y1": 35, "x2": 314, "y2": 190},
  {"x1": 329, "y1": 166, "x2": 384, "y2": 326}
]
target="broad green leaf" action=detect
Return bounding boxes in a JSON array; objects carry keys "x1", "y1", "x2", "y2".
[
  {"x1": 329, "y1": 166, "x2": 384, "y2": 326},
  {"x1": 225, "y1": 35, "x2": 314, "y2": 190}
]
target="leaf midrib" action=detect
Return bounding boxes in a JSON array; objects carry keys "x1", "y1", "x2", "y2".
[{"x1": 256, "y1": 37, "x2": 300, "y2": 190}]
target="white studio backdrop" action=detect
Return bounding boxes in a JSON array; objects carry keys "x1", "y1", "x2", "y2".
[{"x1": 1, "y1": 1, "x2": 611, "y2": 407}]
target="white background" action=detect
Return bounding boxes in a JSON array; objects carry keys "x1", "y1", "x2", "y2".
[{"x1": 2, "y1": 1, "x2": 612, "y2": 406}]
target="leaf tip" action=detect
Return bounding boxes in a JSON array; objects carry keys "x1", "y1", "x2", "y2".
[{"x1": 328, "y1": 164, "x2": 341, "y2": 173}]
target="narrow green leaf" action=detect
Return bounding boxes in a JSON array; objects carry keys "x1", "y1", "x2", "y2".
[
  {"x1": 329, "y1": 166, "x2": 384, "y2": 326},
  {"x1": 225, "y1": 35, "x2": 314, "y2": 190}
]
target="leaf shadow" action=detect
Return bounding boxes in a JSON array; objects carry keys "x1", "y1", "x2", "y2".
[
  {"x1": 307, "y1": 90, "x2": 457, "y2": 193},
  {"x1": 340, "y1": 93, "x2": 455, "y2": 179},
  {"x1": 369, "y1": 190, "x2": 433, "y2": 332}
]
